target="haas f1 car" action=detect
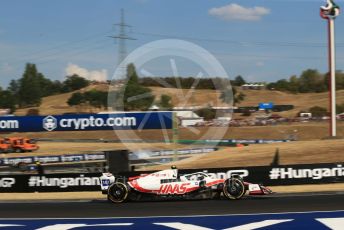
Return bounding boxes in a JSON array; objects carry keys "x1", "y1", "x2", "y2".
[{"x1": 100, "y1": 167, "x2": 272, "y2": 203}]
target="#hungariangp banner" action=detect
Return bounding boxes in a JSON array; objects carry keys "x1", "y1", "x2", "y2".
[{"x1": 0, "y1": 112, "x2": 173, "y2": 132}]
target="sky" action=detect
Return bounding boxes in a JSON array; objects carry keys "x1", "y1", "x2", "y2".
[{"x1": 0, "y1": 0, "x2": 344, "y2": 87}]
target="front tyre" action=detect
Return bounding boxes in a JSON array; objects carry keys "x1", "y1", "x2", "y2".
[
  {"x1": 107, "y1": 182, "x2": 129, "y2": 203},
  {"x1": 223, "y1": 178, "x2": 245, "y2": 200}
]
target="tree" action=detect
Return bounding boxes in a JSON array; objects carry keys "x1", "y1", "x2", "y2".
[
  {"x1": 336, "y1": 103, "x2": 344, "y2": 114},
  {"x1": 264, "y1": 69, "x2": 342, "y2": 93},
  {"x1": 195, "y1": 108, "x2": 216, "y2": 120},
  {"x1": 220, "y1": 87, "x2": 245, "y2": 105},
  {"x1": 299, "y1": 69, "x2": 325, "y2": 93},
  {"x1": 120, "y1": 64, "x2": 155, "y2": 111},
  {"x1": 334, "y1": 71, "x2": 344, "y2": 90},
  {"x1": 233, "y1": 75, "x2": 246, "y2": 86},
  {"x1": 126, "y1": 63, "x2": 139, "y2": 85},
  {"x1": 309, "y1": 106, "x2": 328, "y2": 117},
  {"x1": 84, "y1": 90, "x2": 107, "y2": 108},
  {"x1": 123, "y1": 84, "x2": 155, "y2": 111},
  {"x1": 68, "y1": 90, "x2": 108, "y2": 109},
  {"x1": 235, "y1": 92, "x2": 246, "y2": 104},
  {"x1": 0, "y1": 90, "x2": 16, "y2": 112},
  {"x1": 288, "y1": 75, "x2": 299, "y2": 93},
  {"x1": 322, "y1": 71, "x2": 344, "y2": 91},
  {"x1": 14, "y1": 63, "x2": 71, "y2": 108},
  {"x1": 18, "y1": 63, "x2": 42, "y2": 107},
  {"x1": 7, "y1": 80, "x2": 20, "y2": 105},
  {"x1": 62, "y1": 74, "x2": 89, "y2": 92},
  {"x1": 268, "y1": 79, "x2": 289, "y2": 91},
  {"x1": 37, "y1": 75, "x2": 64, "y2": 97},
  {"x1": 67, "y1": 92, "x2": 85, "y2": 106},
  {"x1": 8, "y1": 80, "x2": 20, "y2": 96},
  {"x1": 158, "y1": 94, "x2": 173, "y2": 110},
  {"x1": 50, "y1": 80, "x2": 64, "y2": 94}
]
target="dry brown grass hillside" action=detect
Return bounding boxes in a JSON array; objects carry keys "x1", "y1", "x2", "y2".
[
  {"x1": 15, "y1": 84, "x2": 109, "y2": 116},
  {"x1": 146, "y1": 139, "x2": 344, "y2": 170},
  {"x1": 149, "y1": 87, "x2": 227, "y2": 107},
  {"x1": 13, "y1": 83, "x2": 344, "y2": 117},
  {"x1": 236, "y1": 89, "x2": 344, "y2": 117},
  {"x1": 152, "y1": 87, "x2": 344, "y2": 117}
]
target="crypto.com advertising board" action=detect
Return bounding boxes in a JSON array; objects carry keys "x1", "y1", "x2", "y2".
[{"x1": 0, "y1": 112, "x2": 173, "y2": 132}]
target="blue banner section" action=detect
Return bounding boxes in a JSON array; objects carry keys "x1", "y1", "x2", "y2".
[
  {"x1": 259, "y1": 102, "x2": 274, "y2": 109},
  {"x1": 0, "y1": 210, "x2": 343, "y2": 229},
  {"x1": 0, "y1": 112, "x2": 173, "y2": 132}
]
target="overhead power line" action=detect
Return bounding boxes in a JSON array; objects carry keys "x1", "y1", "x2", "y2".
[
  {"x1": 22, "y1": 30, "x2": 113, "y2": 60},
  {"x1": 0, "y1": 30, "x2": 113, "y2": 64},
  {"x1": 36, "y1": 42, "x2": 112, "y2": 66},
  {"x1": 132, "y1": 31, "x2": 344, "y2": 48},
  {"x1": 2, "y1": 35, "x2": 113, "y2": 70}
]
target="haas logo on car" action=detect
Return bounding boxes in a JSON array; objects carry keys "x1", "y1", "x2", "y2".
[{"x1": 158, "y1": 183, "x2": 189, "y2": 194}]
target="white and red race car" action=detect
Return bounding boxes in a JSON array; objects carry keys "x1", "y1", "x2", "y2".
[{"x1": 100, "y1": 166, "x2": 272, "y2": 203}]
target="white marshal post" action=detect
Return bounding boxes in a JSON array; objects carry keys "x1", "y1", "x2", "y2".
[{"x1": 320, "y1": 0, "x2": 340, "y2": 137}]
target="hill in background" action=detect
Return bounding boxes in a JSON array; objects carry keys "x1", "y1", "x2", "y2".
[
  {"x1": 14, "y1": 82, "x2": 344, "y2": 118},
  {"x1": 15, "y1": 83, "x2": 109, "y2": 116}
]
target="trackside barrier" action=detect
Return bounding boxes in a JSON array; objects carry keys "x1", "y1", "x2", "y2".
[
  {"x1": 0, "y1": 112, "x2": 173, "y2": 132},
  {"x1": 0, "y1": 148, "x2": 217, "y2": 166},
  {"x1": 0, "y1": 153, "x2": 106, "y2": 166},
  {"x1": 178, "y1": 139, "x2": 291, "y2": 146},
  {"x1": 0, "y1": 163, "x2": 342, "y2": 192},
  {"x1": 0, "y1": 173, "x2": 101, "y2": 192},
  {"x1": 129, "y1": 147, "x2": 218, "y2": 159}
]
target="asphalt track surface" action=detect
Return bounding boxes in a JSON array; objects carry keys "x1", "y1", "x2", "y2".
[{"x1": 0, "y1": 192, "x2": 343, "y2": 218}]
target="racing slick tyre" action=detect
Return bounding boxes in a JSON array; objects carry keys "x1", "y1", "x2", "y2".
[
  {"x1": 223, "y1": 178, "x2": 245, "y2": 200},
  {"x1": 107, "y1": 182, "x2": 129, "y2": 203}
]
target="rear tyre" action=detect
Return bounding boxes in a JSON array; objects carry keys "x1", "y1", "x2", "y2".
[
  {"x1": 107, "y1": 182, "x2": 129, "y2": 203},
  {"x1": 223, "y1": 178, "x2": 245, "y2": 200}
]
